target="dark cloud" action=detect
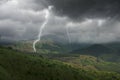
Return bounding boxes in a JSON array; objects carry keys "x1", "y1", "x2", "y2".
[
  {"x1": 0, "y1": 0, "x2": 120, "y2": 43},
  {"x1": 47, "y1": 0, "x2": 120, "y2": 20},
  {"x1": 0, "y1": 27, "x2": 16, "y2": 37}
]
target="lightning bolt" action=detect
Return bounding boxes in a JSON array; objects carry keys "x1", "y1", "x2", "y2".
[
  {"x1": 66, "y1": 26, "x2": 71, "y2": 44},
  {"x1": 33, "y1": 6, "x2": 53, "y2": 52}
]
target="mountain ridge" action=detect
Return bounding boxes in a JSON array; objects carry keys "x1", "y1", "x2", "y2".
[{"x1": 71, "y1": 44, "x2": 119, "y2": 56}]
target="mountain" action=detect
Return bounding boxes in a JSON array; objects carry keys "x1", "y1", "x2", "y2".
[
  {"x1": 104, "y1": 42, "x2": 120, "y2": 53},
  {"x1": 9, "y1": 40, "x2": 120, "y2": 62},
  {"x1": 0, "y1": 39, "x2": 15, "y2": 45},
  {"x1": 71, "y1": 44, "x2": 118, "y2": 56},
  {"x1": 12, "y1": 40, "x2": 91, "y2": 54}
]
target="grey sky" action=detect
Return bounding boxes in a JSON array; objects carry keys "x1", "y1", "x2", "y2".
[{"x1": 0, "y1": 0, "x2": 120, "y2": 43}]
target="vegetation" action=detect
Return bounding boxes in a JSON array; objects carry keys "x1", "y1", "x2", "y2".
[
  {"x1": 11, "y1": 41, "x2": 120, "y2": 73},
  {"x1": 0, "y1": 47, "x2": 120, "y2": 80},
  {"x1": 48, "y1": 54, "x2": 120, "y2": 73}
]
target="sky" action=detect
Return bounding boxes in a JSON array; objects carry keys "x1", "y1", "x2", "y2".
[{"x1": 0, "y1": 0, "x2": 120, "y2": 43}]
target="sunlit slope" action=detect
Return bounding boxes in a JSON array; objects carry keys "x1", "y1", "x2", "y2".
[{"x1": 50, "y1": 54, "x2": 120, "y2": 73}]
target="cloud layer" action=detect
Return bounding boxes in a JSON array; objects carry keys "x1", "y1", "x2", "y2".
[
  {"x1": 48, "y1": 0, "x2": 120, "y2": 20},
  {"x1": 0, "y1": 0, "x2": 120, "y2": 43}
]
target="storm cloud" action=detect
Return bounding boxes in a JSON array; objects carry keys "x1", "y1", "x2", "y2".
[
  {"x1": 48, "y1": 0, "x2": 120, "y2": 20},
  {"x1": 0, "y1": 0, "x2": 120, "y2": 43}
]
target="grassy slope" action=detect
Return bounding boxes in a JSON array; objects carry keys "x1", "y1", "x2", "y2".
[
  {"x1": 47, "y1": 54, "x2": 120, "y2": 73},
  {"x1": 0, "y1": 47, "x2": 120, "y2": 80}
]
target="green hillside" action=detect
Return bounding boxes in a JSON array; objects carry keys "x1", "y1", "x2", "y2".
[
  {"x1": 0, "y1": 47, "x2": 120, "y2": 80},
  {"x1": 48, "y1": 54, "x2": 120, "y2": 73}
]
